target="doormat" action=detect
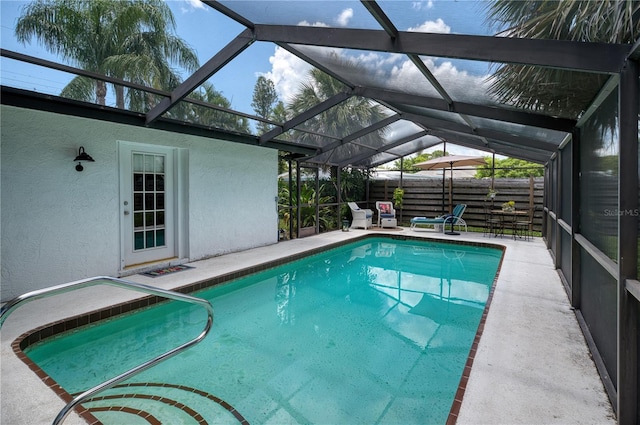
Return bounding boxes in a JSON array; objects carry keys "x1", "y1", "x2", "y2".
[{"x1": 141, "y1": 265, "x2": 193, "y2": 278}]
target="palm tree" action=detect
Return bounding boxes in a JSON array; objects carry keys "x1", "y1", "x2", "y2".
[
  {"x1": 178, "y1": 83, "x2": 250, "y2": 133},
  {"x1": 286, "y1": 65, "x2": 388, "y2": 228},
  {"x1": 485, "y1": 0, "x2": 640, "y2": 118},
  {"x1": 15, "y1": 0, "x2": 199, "y2": 109},
  {"x1": 287, "y1": 66, "x2": 389, "y2": 158}
]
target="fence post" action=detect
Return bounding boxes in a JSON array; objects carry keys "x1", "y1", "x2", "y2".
[{"x1": 529, "y1": 175, "x2": 535, "y2": 231}]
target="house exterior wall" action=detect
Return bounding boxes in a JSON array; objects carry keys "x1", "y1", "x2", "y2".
[{"x1": 0, "y1": 105, "x2": 278, "y2": 302}]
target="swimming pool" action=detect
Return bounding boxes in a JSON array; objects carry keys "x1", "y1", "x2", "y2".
[{"x1": 21, "y1": 236, "x2": 503, "y2": 424}]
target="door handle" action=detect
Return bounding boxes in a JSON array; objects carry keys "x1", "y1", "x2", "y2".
[{"x1": 124, "y1": 210, "x2": 130, "y2": 215}]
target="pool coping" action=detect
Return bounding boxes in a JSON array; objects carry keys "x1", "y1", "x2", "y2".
[{"x1": 12, "y1": 233, "x2": 506, "y2": 425}]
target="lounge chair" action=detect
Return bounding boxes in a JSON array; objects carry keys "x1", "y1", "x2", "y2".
[
  {"x1": 375, "y1": 201, "x2": 397, "y2": 228},
  {"x1": 348, "y1": 202, "x2": 373, "y2": 229},
  {"x1": 410, "y1": 204, "x2": 467, "y2": 233}
]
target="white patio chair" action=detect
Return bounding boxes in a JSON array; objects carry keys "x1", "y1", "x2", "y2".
[
  {"x1": 375, "y1": 201, "x2": 397, "y2": 228},
  {"x1": 348, "y1": 202, "x2": 373, "y2": 229}
]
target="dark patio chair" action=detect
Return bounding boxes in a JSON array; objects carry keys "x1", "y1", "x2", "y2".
[
  {"x1": 513, "y1": 206, "x2": 537, "y2": 240},
  {"x1": 483, "y1": 202, "x2": 502, "y2": 237}
]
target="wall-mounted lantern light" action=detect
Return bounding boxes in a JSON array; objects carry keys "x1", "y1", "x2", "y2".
[{"x1": 74, "y1": 146, "x2": 94, "y2": 172}]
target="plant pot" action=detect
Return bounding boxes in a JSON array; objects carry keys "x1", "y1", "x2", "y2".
[{"x1": 299, "y1": 226, "x2": 316, "y2": 237}]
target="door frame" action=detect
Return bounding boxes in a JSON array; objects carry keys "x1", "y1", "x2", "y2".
[{"x1": 118, "y1": 141, "x2": 189, "y2": 271}]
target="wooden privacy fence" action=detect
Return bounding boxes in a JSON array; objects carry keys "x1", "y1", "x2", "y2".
[{"x1": 369, "y1": 177, "x2": 544, "y2": 232}]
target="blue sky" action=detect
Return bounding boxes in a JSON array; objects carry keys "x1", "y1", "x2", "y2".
[{"x1": 1, "y1": 0, "x2": 498, "y2": 157}]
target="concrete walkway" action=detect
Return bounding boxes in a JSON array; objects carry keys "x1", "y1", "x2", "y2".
[{"x1": 1, "y1": 228, "x2": 615, "y2": 424}]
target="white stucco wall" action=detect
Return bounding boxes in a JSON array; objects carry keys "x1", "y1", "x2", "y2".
[{"x1": 1, "y1": 105, "x2": 278, "y2": 301}]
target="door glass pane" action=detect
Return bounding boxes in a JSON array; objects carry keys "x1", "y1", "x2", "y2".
[
  {"x1": 145, "y1": 194, "x2": 154, "y2": 210},
  {"x1": 155, "y1": 156, "x2": 165, "y2": 173},
  {"x1": 144, "y1": 155, "x2": 154, "y2": 172},
  {"x1": 134, "y1": 193, "x2": 143, "y2": 211},
  {"x1": 133, "y1": 154, "x2": 143, "y2": 172},
  {"x1": 145, "y1": 212, "x2": 154, "y2": 228},
  {"x1": 145, "y1": 230, "x2": 154, "y2": 248},
  {"x1": 132, "y1": 153, "x2": 167, "y2": 251},
  {"x1": 145, "y1": 174, "x2": 154, "y2": 191},
  {"x1": 133, "y1": 174, "x2": 143, "y2": 191},
  {"x1": 134, "y1": 232, "x2": 144, "y2": 250},
  {"x1": 134, "y1": 212, "x2": 143, "y2": 228},
  {"x1": 156, "y1": 193, "x2": 164, "y2": 209}
]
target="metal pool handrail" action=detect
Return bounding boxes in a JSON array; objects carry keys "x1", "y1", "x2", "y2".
[{"x1": 0, "y1": 276, "x2": 214, "y2": 425}]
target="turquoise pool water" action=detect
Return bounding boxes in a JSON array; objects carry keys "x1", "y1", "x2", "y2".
[{"x1": 26, "y1": 237, "x2": 502, "y2": 424}]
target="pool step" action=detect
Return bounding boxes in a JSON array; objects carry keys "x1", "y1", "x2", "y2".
[{"x1": 80, "y1": 382, "x2": 248, "y2": 425}]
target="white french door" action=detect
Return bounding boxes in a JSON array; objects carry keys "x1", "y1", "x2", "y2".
[{"x1": 119, "y1": 142, "x2": 176, "y2": 268}]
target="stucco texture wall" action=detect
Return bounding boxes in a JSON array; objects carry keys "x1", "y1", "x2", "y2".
[{"x1": 1, "y1": 105, "x2": 278, "y2": 301}]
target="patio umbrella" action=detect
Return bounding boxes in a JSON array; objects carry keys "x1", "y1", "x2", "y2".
[{"x1": 414, "y1": 155, "x2": 486, "y2": 233}]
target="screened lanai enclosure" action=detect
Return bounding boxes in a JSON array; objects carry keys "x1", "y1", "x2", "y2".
[{"x1": 1, "y1": 0, "x2": 639, "y2": 423}]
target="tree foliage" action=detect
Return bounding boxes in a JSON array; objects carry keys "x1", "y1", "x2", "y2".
[
  {"x1": 390, "y1": 150, "x2": 446, "y2": 171},
  {"x1": 251, "y1": 76, "x2": 279, "y2": 134},
  {"x1": 475, "y1": 157, "x2": 544, "y2": 178},
  {"x1": 287, "y1": 67, "x2": 388, "y2": 154},
  {"x1": 485, "y1": 0, "x2": 640, "y2": 118},
  {"x1": 178, "y1": 83, "x2": 250, "y2": 133},
  {"x1": 16, "y1": 0, "x2": 199, "y2": 109}
]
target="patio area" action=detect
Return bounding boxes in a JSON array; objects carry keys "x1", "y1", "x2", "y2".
[{"x1": 1, "y1": 228, "x2": 614, "y2": 424}]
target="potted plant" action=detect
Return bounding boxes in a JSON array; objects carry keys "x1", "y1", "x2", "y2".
[
  {"x1": 486, "y1": 188, "x2": 498, "y2": 199},
  {"x1": 502, "y1": 200, "x2": 515, "y2": 212}
]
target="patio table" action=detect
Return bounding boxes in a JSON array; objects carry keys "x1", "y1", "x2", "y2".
[{"x1": 491, "y1": 209, "x2": 529, "y2": 239}]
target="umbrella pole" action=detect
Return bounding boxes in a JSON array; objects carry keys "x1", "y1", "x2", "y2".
[
  {"x1": 449, "y1": 163, "x2": 453, "y2": 214},
  {"x1": 445, "y1": 162, "x2": 459, "y2": 235},
  {"x1": 441, "y1": 169, "x2": 446, "y2": 216}
]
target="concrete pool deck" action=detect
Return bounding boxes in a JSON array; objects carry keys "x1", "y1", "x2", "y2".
[{"x1": 1, "y1": 228, "x2": 616, "y2": 424}]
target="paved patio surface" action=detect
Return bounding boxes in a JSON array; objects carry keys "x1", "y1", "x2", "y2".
[{"x1": 1, "y1": 228, "x2": 615, "y2": 424}]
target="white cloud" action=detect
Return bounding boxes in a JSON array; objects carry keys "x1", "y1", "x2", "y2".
[
  {"x1": 407, "y1": 18, "x2": 451, "y2": 33},
  {"x1": 261, "y1": 10, "x2": 491, "y2": 126},
  {"x1": 388, "y1": 55, "x2": 490, "y2": 102},
  {"x1": 263, "y1": 44, "x2": 491, "y2": 116},
  {"x1": 299, "y1": 8, "x2": 353, "y2": 28},
  {"x1": 262, "y1": 43, "x2": 491, "y2": 107},
  {"x1": 180, "y1": 0, "x2": 206, "y2": 12},
  {"x1": 412, "y1": 1, "x2": 434, "y2": 11},
  {"x1": 297, "y1": 20, "x2": 329, "y2": 27},
  {"x1": 336, "y1": 8, "x2": 354, "y2": 27},
  {"x1": 261, "y1": 46, "x2": 312, "y2": 103}
]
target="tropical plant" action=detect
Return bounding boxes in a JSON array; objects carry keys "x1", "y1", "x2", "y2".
[
  {"x1": 485, "y1": 0, "x2": 640, "y2": 118},
  {"x1": 393, "y1": 187, "x2": 405, "y2": 208},
  {"x1": 15, "y1": 0, "x2": 199, "y2": 109},
  {"x1": 277, "y1": 179, "x2": 335, "y2": 234},
  {"x1": 287, "y1": 65, "x2": 388, "y2": 155},
  {"x1": 338, "y1": 168, "x2": 368, "y2": 202}
]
